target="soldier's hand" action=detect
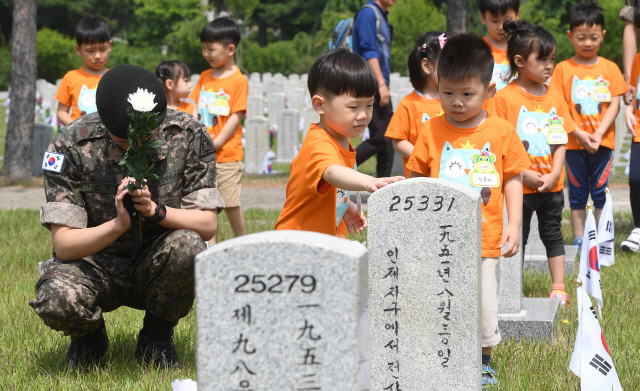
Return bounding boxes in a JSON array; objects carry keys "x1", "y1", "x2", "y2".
[
  {"x1": 115, "y1": 178, "x2": 133, "y2": 232},
  {"x1": 130, "y1": 183, "x2": 156, "y2": 218}
]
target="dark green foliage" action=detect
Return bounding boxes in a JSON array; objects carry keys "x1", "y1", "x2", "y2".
[{"x1": 36, "y1": 28, "x2": 82, "y2": 84}]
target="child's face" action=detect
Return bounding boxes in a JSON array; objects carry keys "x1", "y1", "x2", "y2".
[
  {"x1": 567, "y1": 24, "x2": 606, "y2": 59},
  {"x1": 314, "y1": 93, "x2": 374, "y2": 139},
  {"x1": 481, "y1": 9, "x2": 519, "y2": 43},
  {"x1": 201, "y1": 41, "x2": 234, "y2": 68},
  {"x1": 439, "y1": 76, "x2": 494, "y2": 124},
  {"x1": 76, "y1": 41, "x2": 112, "y2": 71},
  {"x1": 173, "y1": 76, "x2": 191, "y2": 98},
  {"x1": 516, "y1": 47, "x2": 556, "y2": 84}
]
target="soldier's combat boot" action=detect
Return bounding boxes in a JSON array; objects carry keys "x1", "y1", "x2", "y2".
[
  {"x1": 135, "y1": 312, "x2": 181, "y2": 369},
  {"x1": 66, "y1": 319, "x2": 109, "y2": 371}
]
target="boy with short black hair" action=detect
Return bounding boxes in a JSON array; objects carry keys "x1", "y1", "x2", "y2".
[
  {"x1": 55, "y1": 16, "x2": 112, "y2": 125},
  {"x1": 479, "y1": 0, "x2": 520, "y2": 92},
  {"x1": 189, "y1": 18, "x2": 247, "y2": 245},
  {"x1": 275, "y1": 49, "x2": 403, "y2": 238},
  {"x1": 407, "y1": 33, "x2": 530, "y2": 388},
  {"x1": 550, "y1": 3, "x2": 628, "y2": 247}
]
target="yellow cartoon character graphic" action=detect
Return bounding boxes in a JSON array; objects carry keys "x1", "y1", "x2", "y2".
[
  {"x1": 208, "y1": 88, "x2": 231, "y2": 116},
  {"x1": 547, "y1": 115, "x2": 568, "y2": 145},
  {"x1": 470, "y1": 150, "x2": 500, "y2": 188},
  {"x1": 592, "y1": 78, "x2": 611, "y2": 102}
]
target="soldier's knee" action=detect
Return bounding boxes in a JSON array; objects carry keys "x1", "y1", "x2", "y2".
[{"x1": 161, "y1": 229, "x2": 204, "y2": 273}]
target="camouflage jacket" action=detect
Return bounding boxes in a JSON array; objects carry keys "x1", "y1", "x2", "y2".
[{"x1": 40, "y1": 109, "x2": 224, "y2": 266}]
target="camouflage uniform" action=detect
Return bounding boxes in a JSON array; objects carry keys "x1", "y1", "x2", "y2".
[{"x1": 29, "y1": 109, "x2": 225, "y2": 338}]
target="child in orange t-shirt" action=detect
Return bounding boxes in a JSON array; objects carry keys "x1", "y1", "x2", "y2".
[
  {"x1": 549, "y1": 3, "x2": 628, "y2": 246},
  {"x1": 407, "y1": 34, "x2": 530, "y2": 387},
  {"x1": 189, "y1": 18, "x2": 248, "y2": 245},
  {"x1": 386, "y1": 31, "x2": 448, "y2": 178},
  {"x1": 479, "y1": 0, "x2": 520, "y2": 93},
  {"x1": 276, "y1": 50, "x2": 403, "y2": 238},
  {"x1": 494, "y1": 21, "x2": 576, "y2": 305},
  {"x1": 156, "y1": 60, "x2": 194, "y2": 114},
  {"x1": 621, "y1": 7, "x2": 640, "y2": 253},
  {"x1": 55, "y1": 16, "x2": 112, "y2": 125}
]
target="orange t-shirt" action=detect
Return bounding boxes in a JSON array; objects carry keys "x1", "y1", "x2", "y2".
[
  {"x1": 484, "y1": 37, "x2": 512, "y2": 93},
  {"x1": 406, "y1": 114, "x2": 530, "y2": 257},
  {"x1": 189, "y1": 68, "x2": 248, "y2": 162},
  {"x1": 55, "y1": 68, "x2": 105, "y2": 121},
  {"x1": 385, "y1": 91, "x2": 444, "y2": 177},
  {"x1": 627, "y1": 53, "x2": 640, "y2": 143},
  {"x1": 276, "y1": 124, "x2": 357, "y2": 238},
  {"x1": 176, "y1": 101, "x2": 194, "y2": 115},
  {"x1": 549, "y1": 57, "x2": 628, "y2": 150},
  {"x1": 493, "y1": 82, "x2": 576, "y2": 193}
]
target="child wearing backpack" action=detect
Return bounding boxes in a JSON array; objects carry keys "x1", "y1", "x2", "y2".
[{"x1": 385, "y1": 31, "x2": 448, "y2": 177}]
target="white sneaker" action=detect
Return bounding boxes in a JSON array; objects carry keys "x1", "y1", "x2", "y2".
[{"x1": 621, "y1": 228, "x2": 640, "y2": 253}]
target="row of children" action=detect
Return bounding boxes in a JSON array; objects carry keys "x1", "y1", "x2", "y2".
[
  {"x1": 54, "y1": 16, "x2": 248, "y2": 247},
  {"x1": 274, "y1": 1, "x2": 640, "y2": 388}
]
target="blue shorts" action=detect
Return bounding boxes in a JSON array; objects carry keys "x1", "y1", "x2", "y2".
[{"x1": 565, "y1": 147, "x2": 613, "y2": 210}]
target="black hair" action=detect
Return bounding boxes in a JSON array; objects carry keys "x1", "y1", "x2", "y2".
[
  {"x1": 569, "y1": 3, "x2": 605, "y2": 31},
  {"x1": 634, "y1": 6, "x2": 640, "y2": 30},
  {"x1": 75, "y1": 16, "x2": 111, "y2": 46},
  {"x1": 308, "y1": 49, "x2": 376, "y2": 99},
  {"x1": 156, "y1": 60, "x2": 192, "y2": 87},
  {"x1": 200, "y1": 17, "x2": 241, "y2": 46},
  {"x1": 437, "y1": 33, "x2": 494, "y2": 86},
  {"x1": 503, "y1": 20, "x2": 556, "y2": 79},
  {"x1": 478, "y1": 0, "x2": 520, "y2": 16},
  {"x1": 408, "y1": 31, "x2": 450, "y2": 91}
]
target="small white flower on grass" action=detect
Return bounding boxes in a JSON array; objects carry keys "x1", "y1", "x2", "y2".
[
  {"x1": 171, "y1": 379, "x2": 197, "y2": 391},
  {"x1": 127, "y1": 88, "x2": 157, "y2": 112}
]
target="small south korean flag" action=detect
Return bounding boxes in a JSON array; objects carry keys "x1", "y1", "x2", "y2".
[{"x1": 42, "y1": 151, "x2": 65, "y2": 173}]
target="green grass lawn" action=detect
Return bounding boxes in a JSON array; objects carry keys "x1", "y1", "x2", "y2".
[{"x1": 0, "y1": 208, "x2": 639, "y2": 389}]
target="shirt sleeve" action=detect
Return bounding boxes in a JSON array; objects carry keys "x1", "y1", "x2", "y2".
[
  {"x1": 491, "y1": 91, "x2": 507, "y2": 119},
  {"x1": 501, "y1": 124, "x2": 531, "y2": 180},
  {"x1": 188, "y1": 76, "x2": 203, "y2": 110},
  {"x1": 405, "y1": 123, "x2": 431, "y2": 176},
  {"x1": 353, "y1": 7, "x2": 379, "y2": 61},
  {"x1": 385, "y1": 100, "x2": 411, "y2": 140},
  {"x1": 307, "y1": 141, "x2": 345, "y2": 196},
  {"x1": 559, "y1": 99, "x2": 577, "y2": 134},
  {"x1": 548, "y1": 63, "x2": 564, "y2": 97},
  {"x1": 54, "y1": 73, "x2": 72, "y2": 107},
  {"x1": 230, "y1": 75, "x2": 248, "y2": 115},
  {"x1": 607, "y1": 62, "x2": 629, "y2": 97}
]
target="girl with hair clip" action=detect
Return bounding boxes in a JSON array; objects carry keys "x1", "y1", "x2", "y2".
[
  {"x1": 493, "y1": 20, "x2": 576, "y2": 306},
  {"x1": 155, "y1": 60, "x2": 194, "y2": 114},
  {"x1": 385, "y1": 31, "x2": 449, "y2": 178}
]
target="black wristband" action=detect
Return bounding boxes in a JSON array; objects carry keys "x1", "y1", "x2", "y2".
[{"x1": 143, "y1": 202, "x2": 166, "y2": 224}]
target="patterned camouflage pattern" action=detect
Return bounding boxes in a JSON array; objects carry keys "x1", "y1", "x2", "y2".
[
  {"x1": 29, "y1": 230, "x2": 205, "y2": 337},
  {"x1": 31, "y1": 109, "x2": 223, "y2": 336}
]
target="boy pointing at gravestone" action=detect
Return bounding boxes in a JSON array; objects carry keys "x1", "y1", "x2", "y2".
[
  {"x1": 407, "y1": 34, "x2": 530, "y2": 388},
  {"x1": 29, "y1": 65, "x2": 224, "y2": 370},
  {"x1": 276, "y1": 50, "x2": 403, "y2": 238}
]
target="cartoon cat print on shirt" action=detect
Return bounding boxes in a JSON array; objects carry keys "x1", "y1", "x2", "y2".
[
  {"x1": 335, "y1": 163, "x2": 357, "y2": 227},
  {"x1": 492, "y1": 62, "x2": 511, "y2": 92},
  {"x1": 78, "y1": 85, "x2": 97, "y2": 116},
  {"x1": 571, "y1": 75, "x2": 605, "y2": 116},
  {"x1": 516, "y1": 105, "x2": 558, "y2": 158},
  {"x1": 197, "y1": 87, "x2": 219, "y2": 128},
  {"x1": 439, "y1": 140, "x2": 494, "y2": 205}
]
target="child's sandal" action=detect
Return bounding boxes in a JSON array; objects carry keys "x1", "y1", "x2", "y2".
[{"x1": 550, "y1": 289, "x2": 571, "y2": 306}]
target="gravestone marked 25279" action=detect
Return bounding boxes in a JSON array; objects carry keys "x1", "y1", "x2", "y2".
[
  {"x1": 368, "y1": 178, "x2": 482, "y2": 390},
  {"x1": 195, "y1": 230, "x2": 368, "y2": 391}
]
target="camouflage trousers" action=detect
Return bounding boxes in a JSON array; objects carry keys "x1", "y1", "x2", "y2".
[{"x1": 29, "y1": 229, "x2": 206, "y2": 338}]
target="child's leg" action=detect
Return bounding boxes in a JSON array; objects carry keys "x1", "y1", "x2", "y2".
[
  {"x1": 521, "y1": 193, "x2": 537, "y2": 260},
  {"x1": 225, "y1": 206, "x2": 246, "y2": 237},
  {"x1": 565, "y1": 150, "x2": 590, "y2": 240},
  {"x1": 537, "y1": 191, "x2": 570, "y2": 304},
  {"x1": 209, "y1": 161, "x2": 244, "y2": 245},
  {"x1": 588, "y1": 146, "x2": 613, "y2": 228},
  {"x1": 481, "y1": 257, "x2": 501, "y2": 352},
  {"x1": 629, "y1": 142, "x2": 640, "y2": 228}
]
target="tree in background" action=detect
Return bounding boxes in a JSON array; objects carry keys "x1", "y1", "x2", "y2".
[
  {"x1": 447, "y1": 0, "x2": 468, "y2": 34},
  {"x1": 3, "y1": 0, "x2": 37, "y2": 179}
]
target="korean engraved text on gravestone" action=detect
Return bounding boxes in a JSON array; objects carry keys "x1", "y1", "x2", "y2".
[
  {"x1": 277, "y1": 109, "x2": 300, "y2": 163},
  {"x1": 195, "y1": 231, "x2": 368, "y2": 391},
  {"x1": 247, "y1": 95, "x2": 264, "y2": 119},
  {"x1": 368, "y1": 178, "x2": 482, "y2": 390}
]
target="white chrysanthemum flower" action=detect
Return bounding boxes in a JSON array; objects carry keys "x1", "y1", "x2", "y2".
[
  {"x1": 171, "y1": 379, "x2": 197, "y2": 391},
  {"x1": 127, "y1": 88, "x2": 157, "y2": 112}
]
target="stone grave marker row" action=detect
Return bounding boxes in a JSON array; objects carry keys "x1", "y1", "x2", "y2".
[
  {"x1": 276, "y1": 109, "x2": 300, "y2": 163},
  {"x1": 244, "y1": 116, "x2": 270, "y2": 175}
]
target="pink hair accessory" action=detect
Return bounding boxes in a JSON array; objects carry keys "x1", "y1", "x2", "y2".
[
  {"x1": 422, "y1": 43, "x2": 427, "y2": 52},
  {"x1": 439, "y1": 33, "x2": 447, "y2": 49}
]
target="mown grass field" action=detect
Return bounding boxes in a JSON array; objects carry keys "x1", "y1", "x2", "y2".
[{"x1": 0, "y1": 208, "x2": 638, "y2": 390}]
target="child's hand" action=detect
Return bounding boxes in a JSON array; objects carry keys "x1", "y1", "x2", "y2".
[
  {"x1": 589, "y1": 133, "x2": 603, "y2": 152},
  {"x1": 499, "y1": 223, "x2": 520, "y2": 258},
  {"x1": 574, "y1": 130, "x2": 596, "y2": 154},
  {"x1": 625, "y1": 105, "x2": 637, "y2": 137},
  {"x1": 537, "y1": 173, "x2": 557, "y2": 193},
  {"x1": 366, "y1": 176, "x2": 405, "y2": 192},
  {"x1": 522, "y1": 170, "x2": 543, "y2": 190},
  {"x1": 343, "y1": 201, "x2": 367, "y2": 234}
]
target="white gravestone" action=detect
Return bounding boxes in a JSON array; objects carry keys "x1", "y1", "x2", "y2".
[
  {"x1": 33, "y1": 124, "x2": 54, "y2": 176},
  {"x1": 267, "y1": 92, "x2": 285, "y2": 129},
  {"x1": 497, "y1": 203, "x2": 523, "y2": 314},
  {"x1": 250, "y1": 72, "x2": 261, "y2": 81},
  {"x1": 248, "y1": 81, "x2": 263, "y2": 97},
  {"x1": 195, "y1": 230, "x2": 368, "y2": 391},
  {"x1": 368, "y1": 178, "x2": 482, "y2": 391},
  {"x1": 276, "y1": 109, "x2": 300, "y2": 163},
  {"x1": 273, "y1": 72, "x2": 285, "y2": 80},
  {"x1": 247, "y1": 95, "x2": 264, "y2": 119},
  {"x1": 190, "y1": 74, "x2": 200, "y2": 86},
  {"x1": 244, "y1": 117, "x2": 270, "y2": 174},
  {"x1": 288, "y1": 73, "x2": 300, "y2": 81},
  {"x1": 265, "y1": 79, "x2": 282, "y2": 97},
  {"x1": 286, "y1": 87, "x2": 305, "y2": 112},
  {"x1": 301, "y1": 106, "x2": 320, "y2": 140}
]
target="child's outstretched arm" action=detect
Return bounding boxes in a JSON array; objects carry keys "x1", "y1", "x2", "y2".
[
  {"x1": 500, "y1": 174, "x2": 523, "y2": 258},
  {"x1": 538, "y1": 145, "x2": 566, "y2": 193},
  {"x1": 625, "y1": 102, "x2": 637, "y2": 137},
  {"x1": 213, "y1": 111, "x2": 243, "y2": 150},
  {"x1": 57, "y1": 102, "x2": 73, "y2": 126},
  {"x1": 589, "y1": 96, "x2": 620, "y2": 151},
  {"x1": 392, "y1": 139, "x2": 414, "y2": 159},
  {"x1": 323, "y1": 164, "x2": 404, "y2": 193}
]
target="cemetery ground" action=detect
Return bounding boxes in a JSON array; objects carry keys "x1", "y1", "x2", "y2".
[{"x1": 0, "y1": 207, "x2": 638, "y2": 390}]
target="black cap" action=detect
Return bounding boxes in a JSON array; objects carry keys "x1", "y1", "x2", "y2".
[{"x1": 96, "y1": 64, "x2": 167, "y2": 138}]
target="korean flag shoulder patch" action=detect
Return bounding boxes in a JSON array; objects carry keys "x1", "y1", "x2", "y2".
[{"x1": 42, "y1": 151, "x2": 65, "y2": 173}]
